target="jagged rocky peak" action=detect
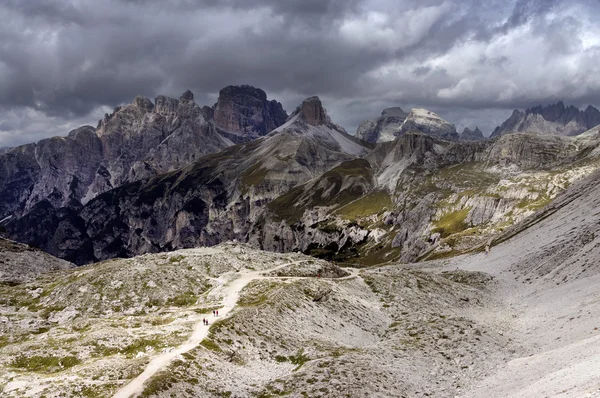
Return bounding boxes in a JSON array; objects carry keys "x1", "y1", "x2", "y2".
[
  {"x1": 291, "y1": 96, "x2": 330, "y2": 126},
  {"x1": 460, "y1": 126, "x2": 485, "y2": 141},
  {"x1": 213, "y1": 84, "x2": 288, "y2": 140},
  {"x1": 180, "y1": 89, "x2": 194, "y2": 102},
  {"x1": 154, "y1": 94, "x2": 180, "y2": 117},
  {"x1": 133, "y1": 95, "x2": 154, "y2": 112},
  {"x1": 492, "y1": 101, "x2": 600, "y2": 137}
]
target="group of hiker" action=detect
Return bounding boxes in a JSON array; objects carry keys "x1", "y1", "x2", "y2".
[{"x1": 202, "y1": 309, "x2": 219, "y2": 326}]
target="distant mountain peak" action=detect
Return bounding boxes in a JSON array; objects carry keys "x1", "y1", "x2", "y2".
[
  {"x1": 460, "y1": 126, "x2": 485, "y2": 141},
  {"x1": 292, "y1": 96, "x2": 330, "y2": 126},
  {"x1": 356, "y1": 106, "x2": 458, "y2": 143}
]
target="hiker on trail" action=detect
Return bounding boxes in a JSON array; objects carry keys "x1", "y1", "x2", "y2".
[
  {"x1": 202, "y1": 318, "x2": 206, "y2": 326},
  {"x1": 212, "y1": 310, "x2": 215, "y2": 316},
  {"x1": 485, "y1": 237, "x2": 493, "y2": 255},
  {"x1": 216, "y1": 310, "x2": 219, "y2": 316}
]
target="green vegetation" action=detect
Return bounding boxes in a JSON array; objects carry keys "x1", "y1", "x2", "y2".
[
  {"x1": 200, "y1": 339, "x2": 222, "y2": 352},
  {"x1": 431, "y1": 207, "x2": 471, "y2": 238},
  {"x1": 140, "y1": 372, "x2": 179, "y2": 397},
  {"x1": 238, "y1": 280, "x2": 279, "y2": 306},
  {"x1": 169, "y1": 255, "x2": 186, "y2": 263},
  {"x1": 10, "y1": 354, "x2": 81, "y2": 373},
  {"x1": 289, "y1": 348, "x2": 310, "y2": 371},
  {"x1": 241, "y1": 162, "x2": 270, "y2": 192},
  {"x1": 166, "y1": 291, "x2": 197, "y2": 307},
  {"x1": 334, "y1": 190, "x2": 393, "y2": 221}
]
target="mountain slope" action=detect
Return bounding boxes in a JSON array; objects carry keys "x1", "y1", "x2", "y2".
[
  {"x1": 253, "y1": 130, "x2": 600, "y2": 265},
  {"x1": 438, "y1": 163, "x2": 600, "y2": 397}
]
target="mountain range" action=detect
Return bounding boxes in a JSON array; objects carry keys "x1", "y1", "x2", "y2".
[
  {"x1": 491, "y1": 101, "x2": 600, "y2": 137},
  {"x1": 3, "y1": 86, "x2": 600, "y2": 268}
]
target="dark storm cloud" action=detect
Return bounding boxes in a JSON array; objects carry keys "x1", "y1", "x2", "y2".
[{"x1": 0, "y1": 0, "x2": 599, "y2": 146}]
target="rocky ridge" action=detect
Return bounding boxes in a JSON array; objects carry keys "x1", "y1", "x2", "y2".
[
  {"x1": 5, "y1": 97, "x2": 370, "y2": 264},
  {"x1": 0, "y1": 85, "x2": 286, "y2": 220},
  {"x1": 491, "y1": 101, "x2": 600, "y2": 137},
  {"x1": 5, "y1": 91, "x2": 600, "y2": 269}
]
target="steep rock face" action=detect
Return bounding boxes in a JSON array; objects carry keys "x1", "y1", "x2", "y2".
[
  {"x1": 213, "y1": 85, "x2": 288, "y2": 142},
  {"x1": 289, "y1": 96, "x2": 330, "y2": 126},
  {"x1": 0, "y1": 126, "x2": 104, "y2": 218},
  {"x1": 126, "y1": 92, "x2": 232, "y2": 182},
  {"x1": 356, "y1": 107, "x2": 408, "y2": 143},
  {"x1": 460, "y1": 127, "x2": 485, "y2": 141},
  {"x1": 491, "y1": 102, "x2": 600, "y2": 137}
]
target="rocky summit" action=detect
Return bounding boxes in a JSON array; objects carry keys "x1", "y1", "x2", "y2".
[
  {"x1": 491, "y1": 101, "x2": 600, "y2": 137},
  {"x1": 213, "y1": 85, "x2": 288, "y2": 142},
  {"x1": 356, "y1": 106, "x2": 458, "y2": 143}
]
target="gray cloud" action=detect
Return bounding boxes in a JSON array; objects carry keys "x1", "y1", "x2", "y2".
[{"x1": 0, "y1": 0, "x2": 599, "y2": 146}]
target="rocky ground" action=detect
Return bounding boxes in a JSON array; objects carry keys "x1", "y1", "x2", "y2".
[{"x1": 3, "y1": 169, "x2": 600, "y2": 397}]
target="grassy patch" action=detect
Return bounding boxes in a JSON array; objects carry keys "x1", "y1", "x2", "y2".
[
  {"x1": 268, "y1": 159, "x2": 372, "y2": 224},
  {"x1": 10, "y1": 354, "x2": 80, "y2": 373},
  {"x1": 140, "y1": 372, "x2": 179, "y2": 397},
  {"x1": 334, "y1": 190, "x2": 393, "y2": 221},
  {"x1": 168, "y1": 255, "x2": 186, "y2": 263},
  {"x1": 432, "y1": 207, "x2": 471, "y2": 238},
  {"x1": 238, "y1": 280, "x2": 279, "y2": 307},
  {"x1": 289, "y1": 348, "x2": 310, "y2": 371},
  {"x1": 241, "y1": 162, "x2": 270, "y2": 191},
  {"x1": 200, "y1": 339, "x2": 222, "y2": 352},
  {"x1": 166, "y1": 292, "x2": 197, "y2": 307}
]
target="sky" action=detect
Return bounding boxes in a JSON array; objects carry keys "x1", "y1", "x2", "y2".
[{"x1": 1, "y1": 0, "x2": 599, "y2": 147}]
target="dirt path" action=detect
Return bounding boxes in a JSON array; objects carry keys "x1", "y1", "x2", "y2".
[{"x1": 113, "y1": 263, "x2": 359, "y2": 398}]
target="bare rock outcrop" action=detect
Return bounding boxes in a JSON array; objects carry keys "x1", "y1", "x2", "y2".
[
  {"x1": 356, "y1": 107, "x2": 408, "y2": 143},
  {"x1": 213, "y1": 85, "x2": 287, "y2": 141}
]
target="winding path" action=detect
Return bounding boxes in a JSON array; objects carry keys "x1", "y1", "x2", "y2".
[{"x1": 113, "y1": 263, "x2": 358, "y2": 398}]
